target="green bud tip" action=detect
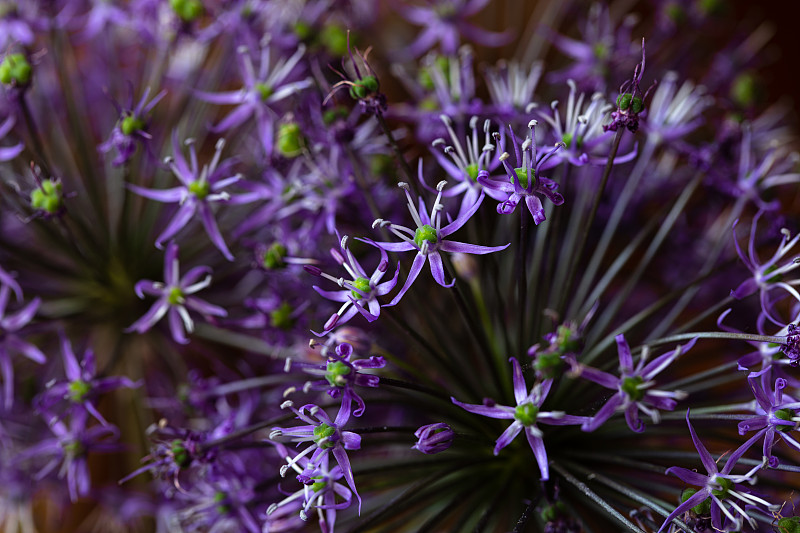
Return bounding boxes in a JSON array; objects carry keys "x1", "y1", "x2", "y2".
[
  {"x1": 413, "y1": 224, "x2": 438, "y2": 249},
  {"x1": 514, "y1": 403, "x2": 539, "y2": 426}
]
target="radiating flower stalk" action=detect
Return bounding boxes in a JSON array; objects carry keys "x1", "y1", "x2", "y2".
[{"x1": 1, "y1": 2, "x2": 799, "y2": 533}]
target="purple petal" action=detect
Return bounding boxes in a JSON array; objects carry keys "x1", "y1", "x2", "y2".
[
  {"x1": 686, "y1": 411, "x2": 717, "y2": 474},
  {"x1": 615, "y1": 334, "x2": 633, "y2": 373},
  {"x1": 185, "y1": 296, "x2": 227, "y2": 317},
  {"x1": 509, "y1": 357, "x2": 528, "y2": 405},
  {"x1": 387, "y1": 253, "x2": 426, "y2": 306},
  {"x1": 582, "y1": 394, "x2": 623, "y2": 432},
  {"x1": 126, "y1": 299, "x2": 169, "y2": 333},
  {"x1": 428, "y1": 252, "x2": 454, "y2": 288},
  {"x1": 126, "y1": 183, "x2": 184, "y2": 203},
  {"x1": 494, "y1": 421, "x2": 523, "y2": 454},
  {"x1": 439, "y1": 240, "x2": 510, "y2": 255},
  {"x1": 168, "y1": 308, "x2": 190, "y2": 344},
  {"x1": 451, "y1": 397, "x2": 514, "y2": 419},
  {"x1": 199, "y1": 203, "x2": 234, "y2": 261},
  {"x1": 156, "y1": 203, "x2": 196, "y2": 248},
  {"x1": 525, "y1": 428, "x2": 550, "y2": 480}
]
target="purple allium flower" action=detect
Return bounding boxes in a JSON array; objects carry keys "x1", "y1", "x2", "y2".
[
  {"x1": 783, "y1": 324, "x2": 800, "y2": 367},
  {"x1": 128, "y1": 134, "x2": 249, "y2": 260},
  {"x1": 575, "y1": 334, "x2": 695, "y2": 433},
  {"x1": 99, "y1": 86, "x2": 166, "y2": 166},
  {"x1": 0, "y1": 113, "x2": 23, "y2": 161},
  {"x1": 326, "y1": 33, "x2": 386, "y2": 116},
  {"x1": 369, "y1": 181, "x2": 509, "y2": 306},
  {"x1": 659, "y1": 411, "x2": 776, "y2": 533},
  {"x1": 397, "y1": 0, "x2": 511, "y2": 58},
  {"x1": 268, "y1": 443, "x2": 354, "y2": 532},
  {"x1": 285, "y1": 341, "x2": 385, "y2": 417},
  {"x1": 478, "y1": 121, "x2": 565, "y2": 224},
  {"x1": 36, "y1": 335, "x2": 139, "y2": 426},
  {"x1": 18, "y1": 410, "x2": 120, "y2": 502},
  {"x1": 430, "y1": 115, "x2": 506, "y2": 218},
  {"x1": 731, "y1": 212, "x2": 800, "y2": 327},
  {"x1": 195, "y1": 42, "x2": 312, "y2": 155},
  {"x1": 737, "y1": 369, "x2": 800, "y2": 463},
  {"x1": 0, "y1": 282, "x2": 44, "y2": 409},
  {"x1": 270, "y1": 401, "x2": 361, "y2": 510},
  {"x1": 127, "y1": 241, "x2": 227, "y2": 344},
  {"x1": 483, "y1": 60, "x2": 542, "y2": 123},
  {"x1": 451, "y1": 357, "x2": 585, "y2": 480},
  {"x1": 412, "y1": 423, "x2": 454, "y2": 454},
  {"x1": 538, "y1": 80, "x2": 636, "y2": 167},
  {"x1": 174, "y1": 474, "x2": 261, "y2": 533},
  {"x1": 604, "y1": 39, "x2": 656, "y2": 134},
  {"x1": 306, "y1": 235, "x2": 399, "y2": 335}
]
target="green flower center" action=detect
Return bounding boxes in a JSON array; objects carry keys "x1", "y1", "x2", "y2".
[
  {"x1": 514, "y1": 403, "x2": 539, "y2": 426},
  {"x1": 711, "y1": 476, "x2": 733, "y2": 498},
  {"x1": 561, "y1": 133, "x2": 583, "y2": 150},
  {"x1": 774, "y1": 408, "x2": 796, "y2": 432},
  {"x1": 171, "y1": 439, "x2": 192, "y2": 468},
  {"x1": 533, "y1": 352, "x2": 564, "y2": 380},
  {"x1": 311, "y1": 480, "x2": 327, "y2": 493},
  {"x1": 313, "y1": 423, "x2": 337, "y2": 449},
  {"x1": 277, "y1": 122, "x2": 303, "y2": 158},
  {"x1": 30, "y1": 179, "x2": 63, "y2": 214},
  {"x1": 325, "y1": 360, "x2": 352, "y2": 388},
  {"x1": 464, "y1": 163, "x2": 479, "y2": 183},
  {"x1": 68, "y1": 380, "x2": 91, "y2": 403},
  {"x1": 512, "y1": 167, "x2": 530, "y2": 189},
  {"x1": 63, "y1": 440, "x2": 84, "y2": 457},
  {"x1": 413, "y1": 224, "x2": 438, "y2": 250},
  {"x1": 188, "y1": 180, "x2": 210, "y2": 199},
  {"x1": 120, "y1": 115, "x2": 144, "y2": 136},
  {"x1": 621, "y1": 376, "x2": 645, "y2": 402},
  {"x1": 777, "y1": 516, "x2": 800, "y2": 533},
  {"x1": 255, "y1": 82, "x2": 273, "y2": 101},
  {"x1": 169, "y1": 0, "x2": 203, "y2": 21},
  {"x1": 0, "y1": 53, "x2": 31, "y2": 85},
  {"x1": 270, "y1": 302, "x2": 295, "y2": 330},
  {"x1": 348, "y1": 75, "x2": 378, "y2": 100},
  {"x1": 350, "y1": 277, "x2": 371, "y2": 299},
  {"x1": 262, "y1": 243, "x2": 287, "y2": 270},
  {"x1": 214, "y1": 492, "x2": 230, "y2": 514},
  {"x1": 167, "y1": 287, "x2": 184, "y2": 305}
]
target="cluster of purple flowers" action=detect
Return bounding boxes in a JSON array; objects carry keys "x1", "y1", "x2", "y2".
[{"x1": 1, "y1": 1, "x2": 800, "y2": 533}]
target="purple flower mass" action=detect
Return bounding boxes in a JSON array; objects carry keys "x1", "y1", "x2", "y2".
[{"x1": 3, "y1": 2, "x2": 800, "y2": 532}]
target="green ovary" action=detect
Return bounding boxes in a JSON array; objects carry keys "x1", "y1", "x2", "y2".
[
  {"x1": 413, "y1": 224, "x2": 438, "y2": 249},
  {"x1": 621, "y1": 376, "x2": 645, "y2": 402},
  {"x1": 711, "y1": 476, "x2": 733, "y2": 498},
  {"x1": 68, "y1": 380, "x2": 91, "y2": 403},
  {"x1": 325, "y1": 360, "x2": 352, "y2": 387},
  {"x1": 30, "y1": 179, "x2": 63, "y2": 214},
  {"x1": 514, "y1": 403, "x2": 539, "y2": 426},
  {"x1": 314, "y1": 423, "x2": 337, "y2": 448},
  {"x1": 167, "y1": 287, "x2": 184, "y2": 305},
  {"x1": 255, "y1": 82, "x2": 273, "y2": 101},
  {"x1": 121, "y1": 115, "x2": 144, "y2": 136},
  {"x1": 512, "y1": 167, "x2": 530, "y2": 189},
  {"x1": 0, "y1": 53, "x2": 31, "y2": 85},
  {"x1": 350, "y1": 277, "x2": 371, "y2": 299},
  {"x1": 774, "y1": 409, "x2": 796, "y2": 432},
  {"x1": 188, "y1": 180, "x2": 210, "y2": 199}
]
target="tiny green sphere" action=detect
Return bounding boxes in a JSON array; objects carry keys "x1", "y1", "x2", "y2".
[
  {"x1": 121, "y1": 115, "x2": 144, "y2": 136},
  {"x1": 270, "y1": 302, "x2": 295, "y2": 330},
  {"x1": 0, "y1": 53, "x2": 31, "y2": 86},
  {"x1": 277, "y1": 122, "x2": 303, "y2": 158},
  {"x1": 533, "y1": 352, "x2": 564, "y2": 380},
  {"x1": 188, "y1": 180, "x2": 210, "y2": 199},
  {"x1": 255, "y1": 82, "x2": 273, "y2": 101},
  {"x1": 313, "y1": 423, "x2": 337, "y2": 448},
  {"x1": 320, "y1": 24, "x2": 348, "y2": 57},
  {"x1": 323, "y1": 106, "x2": 349, "y2": 126},
  {"x1": 214, "y1": 492, "x2": 230, "y2": 514},
  {"x1": 680, "y1": 488, "x2": 711, "y2": 515},
  {"x1": 262, "y1": 243, "x2": 287, "y2": 270},
  {"x1": 350, "y1": 277, "x2": 371, "y2": 299},
  {"x1": 167, "y1": 287, "x2": 184, "y2": 306},
  {"x1": 630, "y1": 96, "x2": 644, "y2": 114},
  {"x1": 170, "y1": 0, "x2": 204, "y2": 21},
  {"x1": 616, "y1": 93, "x2": 633, "y2": 111},
  {"x1": 171, "y1": 440, "x2": 192, "y2": 468},
  {"x1": 325, "y1": 360, "x2": 352, "y2": 388},
  {"x1": 514, "y1": 403, "x2": 539, "y2": 426},
  {"x1": 413, "y1": 224, "x2": 438, "y2": 249},
  {"x1": 512, "y1": 167, "x2": 530, "y2": 189},
  {"x1": 68, "y1": 380, "x2": 91, "y2": 403},
  {"x1": 731, "y1": 72, "x2": 763, "y2": 108},
  {"x1": 777, "y1": 516, "x2": 800, "y2": 533},
  {"x1": 30, "y1": 180, "x2": 63, "y2": 214},
  {"x1": 621, "y1": 376, "x2": 645, "y2": 402}
]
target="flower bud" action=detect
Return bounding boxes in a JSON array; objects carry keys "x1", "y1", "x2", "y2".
[{"x1": 412, "y1": 423, "x2": 454, "y2": 454}]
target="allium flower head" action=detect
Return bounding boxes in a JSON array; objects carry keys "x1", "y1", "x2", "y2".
[{"x1": 99, "y1": 86, "x2": 166, "y2": 166}]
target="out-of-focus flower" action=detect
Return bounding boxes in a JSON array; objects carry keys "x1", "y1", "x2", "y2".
[{"x1": 412, "y1": 423, "x2": 454, "y2": 454}]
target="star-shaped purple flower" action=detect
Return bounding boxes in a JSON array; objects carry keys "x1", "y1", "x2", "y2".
[
  {"x1": 451, "y1": 357, "x2": 586, "y2": 480},
  {"x1": 127, "y1": 241, "x2": 227, "y2": 344},
  {"x1": 368, "y1": 181, "x2": 509, "y2": 306}
]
